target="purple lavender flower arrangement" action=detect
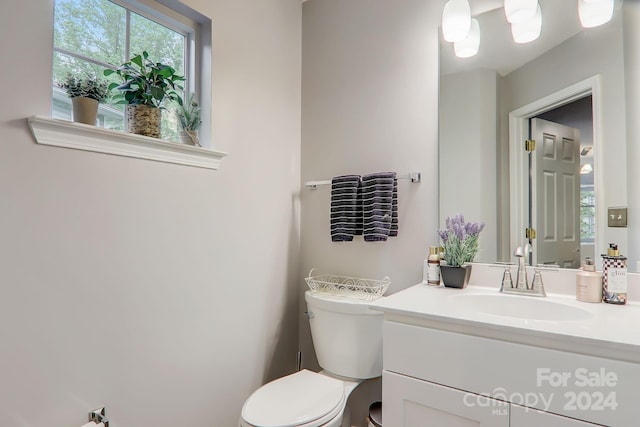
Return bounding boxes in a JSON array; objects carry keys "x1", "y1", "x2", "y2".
[{"x1": 438, "y1": 214, "x2": 485, "y2": 267}]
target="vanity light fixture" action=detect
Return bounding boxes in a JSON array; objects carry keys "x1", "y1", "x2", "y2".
[
  {"x1": 578, "y1": 0, "x2": 614, "y2": 28},
  {"x1": 580, "y1": 163, "x2": 594, "y2": 174},
  {"x1": 454, "y1": 18, "x2": 481, "y2": 58},
  {"x1": 511, "y1": 3, "x2": 542, "y2": 44},
  {"x1": 443, "y1": 0, "x2": 615, "y2": 59},
  {"x1": 442, "y1": 0, "x2": 472, "y2": 42},
  {"x1": 504, "y1": 0, "x2": 538, "y2": 24}
]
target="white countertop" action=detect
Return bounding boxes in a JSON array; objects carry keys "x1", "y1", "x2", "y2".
[{"x1": 370, "y1": 281, "x2": 640, "y2": 363}]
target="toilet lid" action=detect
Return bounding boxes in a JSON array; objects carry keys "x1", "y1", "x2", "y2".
[{"x1": 241, "y1": 369, "x2": 345, "y2": 427}]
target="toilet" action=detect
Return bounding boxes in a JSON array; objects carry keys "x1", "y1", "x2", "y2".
[{"x1": 239, "y1": 290, "x2": 384, "y2": 427}]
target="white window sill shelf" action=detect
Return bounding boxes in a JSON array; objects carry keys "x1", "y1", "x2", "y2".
[{"x1": 27, "y1": 115, "x2": 227, "y2": 170}]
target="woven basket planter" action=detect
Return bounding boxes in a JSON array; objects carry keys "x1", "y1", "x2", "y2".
[{"x1": 126, "y1": 104, "x2": 161, "y2": 138}]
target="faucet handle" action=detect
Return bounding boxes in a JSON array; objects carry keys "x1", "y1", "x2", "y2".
[
  {"x1": 531, "y1": 268, "x2": 546, "y2": 296},
  {"x1": 501, "y1": 268, "x2": 513, "y2": 291}
]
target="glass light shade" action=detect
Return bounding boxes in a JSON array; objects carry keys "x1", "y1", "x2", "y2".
[
  {"x1": 504, "y1": 0, "x2": 538, "y2": 24},
  {"x1": 454, "y1": 18, "x2": 480, "y2": 58},
  {"x1": 511, "y1": 4, "x2": 542, "y2": 44},
  {"x1": 442, "y1": 0, "x2": 471, "y2": 42},
  {"x1": 579, "y1": 0, "x2": 614, "y2": 28},
  {"x1": 580, "y1": 163, "x2": 593, "y2": 174}
]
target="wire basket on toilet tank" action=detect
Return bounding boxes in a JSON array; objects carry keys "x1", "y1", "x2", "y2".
[{"x1": 305, "y1": 269, "x2": 390, "y2": 301}]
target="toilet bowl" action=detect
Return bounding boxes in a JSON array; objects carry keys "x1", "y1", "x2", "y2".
[
  {"x1": 239, "y1": 291, "x2": 384, "y2": 427},
  {"x1": 240, "y1": 369, "x2": 360, "y2": 427}
]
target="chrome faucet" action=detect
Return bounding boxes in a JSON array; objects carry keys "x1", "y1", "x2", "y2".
[{"x1": 499, "y1": 245, "x2": 547, "y2": 297}]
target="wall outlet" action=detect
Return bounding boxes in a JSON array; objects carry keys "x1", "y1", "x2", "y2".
[{"x1": 607, "y1": 207, "x2": 628, "y2": 227}]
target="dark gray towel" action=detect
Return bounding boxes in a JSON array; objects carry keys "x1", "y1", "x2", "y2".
[
  {"x1": 390, "y1": 176, "x2": 398, "y2": 237},
  {"x1": 355, "y1": 183, "x2": 363, "y2": 235},
  {"x1": 361, "y1": 172, "x2": 397, "y2": 242},
  {"x1": 330, "y1": 175, "x2": 361, "y2": 242}
]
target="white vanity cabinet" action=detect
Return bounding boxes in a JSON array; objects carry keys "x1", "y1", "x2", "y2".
[
  {"x1": 369, "y1": 283, "x2": 640, "y2": 427},
  {"x1": 384, "y1": 370, "x2": 509, "y2": 426},
  {"x1": 384, "y1": 368, "x2": 602, "y2": 426},
  {"x1": 511, "y1": 405, "x2": 601, "y2": 426},
  {"x1": 383, "y1": 370, "x2": 601, "y2": 426},
  {"x1": 381, "y1": 321, "x2": 610, "y2": 426}
]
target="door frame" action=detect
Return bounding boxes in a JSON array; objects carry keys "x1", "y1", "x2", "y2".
[{"x1": 508, "y1": 75, "x2": 603, "y2": 266}]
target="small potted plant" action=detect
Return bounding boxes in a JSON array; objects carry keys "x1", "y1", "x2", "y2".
[
  {"x1": 104, "y1": 51, "x2": 184, "y2": 138},
  {"x1": 437, "y1": 214, "x2": 485, "y2": 288},
  {"x1": 58, "y1": 73, "x2": 109, "y2": 125},
  {"x1": 175, "y1": 92, "x2": 202, "y2": 146}
]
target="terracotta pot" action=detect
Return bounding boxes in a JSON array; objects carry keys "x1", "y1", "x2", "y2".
[
  {"x1": 71, "y1": 97, "x2": 99, "y2": 125},
  {"x1": 126, "y1": 104, "x2": 161, "y2": 138},
  {"x1": 440, "y1": 264, "x2": 472, "y2": 289}
]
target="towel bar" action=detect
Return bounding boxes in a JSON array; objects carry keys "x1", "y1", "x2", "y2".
[
  {"x1": 89, "y1": 407, "x2": 109, "y2": 427},
  {"x1": 305, "y1": 172, "x2": 421, "y2": 190}
]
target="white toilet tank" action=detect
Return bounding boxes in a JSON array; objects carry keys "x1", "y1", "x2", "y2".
[{"x1": 305, "y1": 290, "x2": 383, "y2": 380}]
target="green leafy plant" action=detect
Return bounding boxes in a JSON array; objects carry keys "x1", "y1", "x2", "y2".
[
  {"x1": 438, "y1": 214, "x2": 485, "y2": 267},
  {"x1": 58, "y1": 73, "x2": 109, "y2": 102},
  {"x1": 175, "y1": 93, "x2": 202, "y2": 131},
  {"x1": 104, "y1": 51, "x2": 185, "y2": 108}
]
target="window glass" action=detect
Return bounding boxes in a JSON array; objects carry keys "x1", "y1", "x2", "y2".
[
  {"x1": 129, "y1": 11, "x2": 185, "y2": 141},
  {"x1": 130, "y1": 12, "x2": 185, "y2": 77},
  {"x1": 53, "y1": 0, "x2": 126, "y2": 66},
  {"x1": 580, "y1": 189, "x2": 595, "y2": 243},
  {"x1": 52, "y1": 0, "x2": 188, "y2": 141}
]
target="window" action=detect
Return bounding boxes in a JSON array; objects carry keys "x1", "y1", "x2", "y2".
[
  {"x1": 580, "y1": 188, "x2": 595, "y2": 243},
  {"x1": 52, "y1": 0, "x2": 206, "y2": 143}
]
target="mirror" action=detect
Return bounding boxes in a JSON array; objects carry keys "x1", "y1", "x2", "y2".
[{"x1": 439, "y1": 0, "x2": 628, "y2": 268}]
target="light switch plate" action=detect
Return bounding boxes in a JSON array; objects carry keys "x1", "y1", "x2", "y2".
[{"x1": 607, "y1": 207, "x2": 628, "y2": 227}]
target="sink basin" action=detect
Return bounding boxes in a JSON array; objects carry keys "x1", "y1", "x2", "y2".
[{"x1": 449, "y1": 293, "x2": 593, "y2": 321}]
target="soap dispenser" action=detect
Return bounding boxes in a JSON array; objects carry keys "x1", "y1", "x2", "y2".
[
  {"x1": 426, "y1": 246, "x2": 441, "y2": 286},
  {"x1": 576, "y1": 257, "x2": 602, "y2": 303},
  {"x1": 602, "y1": 243, "x2": 628, "y2": 305}
]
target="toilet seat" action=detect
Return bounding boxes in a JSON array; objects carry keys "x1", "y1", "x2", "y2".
[{"x1": 241, "y1": 369, "x2": 346, "y2": 427}]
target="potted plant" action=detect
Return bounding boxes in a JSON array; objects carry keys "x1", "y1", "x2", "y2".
[
  {"x1": 175, "y1": 92, "x2": 202, "y2": 146},
  {"x1": 437, "y1": 214, "x2": 485, "y2": 288},
  {"x1": 58, "y1": 73, "x2": 109, "y2": 125},
  {"x1": 104, "y1": 51, "x2": 184, "y2": 138}
]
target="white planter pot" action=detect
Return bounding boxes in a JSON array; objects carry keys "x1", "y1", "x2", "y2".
[{"x1": 71, "y1": 97, "x2": 99, "y2": 125}]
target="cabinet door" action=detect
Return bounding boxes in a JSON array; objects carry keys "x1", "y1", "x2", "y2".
[
  {"x1": 383, "y1": 371, "x2": 509, "y2": 426},
  {"x1": 511, "y1": 404, "x2": 606, "y2": 426}
]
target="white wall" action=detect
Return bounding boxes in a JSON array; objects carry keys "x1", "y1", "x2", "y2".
[
  {"x1": 440, "y1": 68, "x2": 498, "y2": 263},
  {"x1": 300, "y1": 0, "x2": 441, "y2": 424},
  {"x1": 0, "y1": 0, "x2": 301, "y2": 426}
]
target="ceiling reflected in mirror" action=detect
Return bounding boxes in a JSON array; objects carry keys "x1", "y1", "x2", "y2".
[{"x1": 439, "y1": 0, "x2": 613, "y2": 76}]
